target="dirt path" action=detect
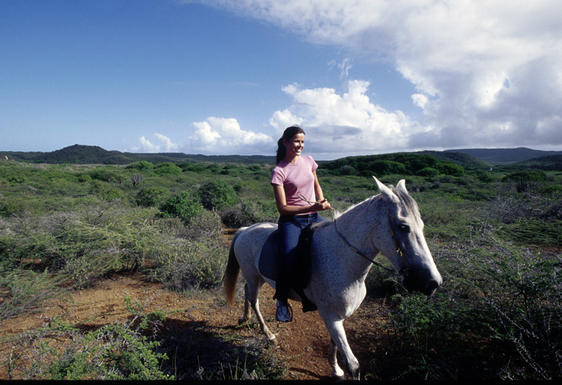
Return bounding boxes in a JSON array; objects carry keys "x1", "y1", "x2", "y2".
[{"x1": 0, "y1": 272, "x2": 391, "y2": 380}]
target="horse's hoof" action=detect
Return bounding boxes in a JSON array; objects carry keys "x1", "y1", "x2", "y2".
[
  {"x1": 266, "y1": 334, "x2": 277, "y2": 345},
  {"x1": 238, "y1": 317, "x2": 249, "y2": 325}
]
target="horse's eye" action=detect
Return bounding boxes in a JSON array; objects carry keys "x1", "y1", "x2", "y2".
[{"x1": 399, "y1": 224, "x2": 410, "y2": 232}]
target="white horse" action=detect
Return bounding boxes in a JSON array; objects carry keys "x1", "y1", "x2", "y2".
[{"x1": 224, "y1": 177, "x2": 442, "y2": 379}]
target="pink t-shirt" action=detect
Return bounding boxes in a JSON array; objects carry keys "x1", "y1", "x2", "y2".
[{"x1": 271, "y1": 155, "x2": 318, "y2": 214}]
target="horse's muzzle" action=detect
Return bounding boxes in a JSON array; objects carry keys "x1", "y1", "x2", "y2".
[{"x1": 402, "y1": 268, "x2": 442, "y2": 296}]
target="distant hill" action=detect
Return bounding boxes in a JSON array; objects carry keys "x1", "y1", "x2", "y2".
[
  {"x1": 445, "y1": 147, "x2": 562, "y2": 164},
  {"x1": 0, "y1": 145, "x2": 275, "y2": 165},
  {"x1": 417, "y1": 150, "x2": 488, "y2": 169},
  {"x1": 509, "y1": 154, "x2": 562, "y2": 171},
  {"x1": 1, "y1": 145, "x2": 560, "y2": 171}
]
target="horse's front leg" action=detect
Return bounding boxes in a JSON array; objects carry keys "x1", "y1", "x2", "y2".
[
  {"x1": 329, "y1": 338, "x2": 345, "y2": 378},
  {"x1": 323, "y1": 318, "x2": 360, "y2": 379}
]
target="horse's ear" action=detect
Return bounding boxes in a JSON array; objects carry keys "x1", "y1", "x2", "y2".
[
  {"x1": 396, "y1": 179, "x2": 408, "y2": 195},
  {"x1": 373, "y1": 176, "x2": 398, "y2": 202}
]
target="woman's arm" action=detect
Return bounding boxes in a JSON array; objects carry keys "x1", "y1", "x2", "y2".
[
  {"x1": 313, "y1": 170, "x2": 325, "y2": 202},
  {"x1": 272, "y1": 179, "x2": 331, "y2": 217},
  {"x1": 312, "y1": 170, "x2": 332, "y2": 210}
]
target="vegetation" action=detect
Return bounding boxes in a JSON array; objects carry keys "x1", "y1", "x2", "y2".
[{"x1": 0, "y1": 149, "x2": 560, "y2": 381}]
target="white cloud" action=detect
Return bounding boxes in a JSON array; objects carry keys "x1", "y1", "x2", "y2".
[
  {"x1": 329, "y1": 58, "x2": 353, "y2": 80},
  {"x1": 270, "y1": 80, "x2": 423, "y2": 157},
  {"x1": 190, "y1": 117, "x2": 274, "y2": 154},
  {"x1": 411, "y1": 94, "x2": 428, "y2": 111},
  {"x1": 206, "y1": 0, "x2": 562, "y2": 150},
  {"x1": 136, "y1": 133, "x2": 179, "y2": 153}
]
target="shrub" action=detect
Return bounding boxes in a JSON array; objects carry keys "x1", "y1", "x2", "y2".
[
  {"x1": 126, "y1": 161, "x2": 154, "y2": 171},
  {"x1": 438, "y1": 162, "x2": 465, "y2": 176},
  {"x1": 88, "y1": 169, "x2": 124, "y2": 184},
  {"x1": 130, "y1": 174, "x2": 143, "y2": 186},
  {"x1": 99, "y1": 187, "x2": 126, "y2": 202},
  {"x1": 159, "y1": 191, "x2": 204, "y2": 224},
  {"x1": 198, "y1": 181, "x2": 238, "y2": 211},
  {"x1": 475, "y1": 171, "x2": 494, "y2": 182},
  {"x1": 178, "y1": 162, "x2": 207, "y2": 172},
  {"x1": 152, "y1": 239, "x2": 227, "y2": 291},
  {"x1": 338, "y1": 165, "x2": 357, "y2": 175},
  {"x1": 21, "y1": 297, "x2": 172, "y2": 380},
  {"x1": 221, "y1": 201, "x2": 273, "y2": 227},
  {"x1": 502, "y1": 170, "x2": 548, "y2": 193},
  {"x1": 77, "y1": 174, "x2": 92, "y2": 183},
  {"x1": 363, "y1": 160, "x2": 407, "y2": 176},
  {"x1": 154, "y1": 162, "x2": 182, "y2": 176},
  {"x1": 417, "y1": 167, "x2": 439, "y2": 177},
  {"x1": 136, "y1": 187, "x2": 168, "y2": 207}
]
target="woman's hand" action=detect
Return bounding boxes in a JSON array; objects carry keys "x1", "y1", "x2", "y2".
[{"x1": 313, "y1": 198, "x2": 332, "y2": 211}]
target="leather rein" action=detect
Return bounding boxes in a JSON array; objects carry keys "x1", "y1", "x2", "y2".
[
  {"x1": 332, "y1": 206, "x2": 410, "y2": 275},
  {"x1": 298, "y1": 192, "x2": 409, "y2": 275}
]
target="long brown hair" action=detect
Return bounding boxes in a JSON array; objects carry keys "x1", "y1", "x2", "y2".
[{"x1": 276, "y1": 125, "x2": 305, "y2": 164}]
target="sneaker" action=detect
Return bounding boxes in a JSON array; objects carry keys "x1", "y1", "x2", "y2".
[{"x1": 276, "y1": 300, "x2": 292, "y2": 322}]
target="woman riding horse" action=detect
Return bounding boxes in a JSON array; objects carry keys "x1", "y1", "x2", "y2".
[{"x1": 271, "y1": 125, "x2": 332, "y2": 322}]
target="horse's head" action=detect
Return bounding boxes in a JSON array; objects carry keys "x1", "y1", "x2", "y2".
[{"x1": 373, "y1": 177, "x2": 442, "y2": 296}]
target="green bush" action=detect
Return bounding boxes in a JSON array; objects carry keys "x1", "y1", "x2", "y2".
[
  {"x1": 25, "y1": 297, "x2": 172, "y2": 380},
  {"x1": 502, "y1": 170, "x2": 548, "y2": 183},
  {"x1": 221, "y1": 201, "x2": 273, "y2": 227},
  {"x1": 363, "y1": 160, "x2": 407, "y2": 176},
  {"x1": 152, "y1": 238, "x2": 227, "y2": 291},
  {"x1": 126, "y1": 161, "x2": 154, "y2": 171},
  {"x1": 417, "y1": 167, "x2": 439, "y2": 177},
  {"x1": 199, "y1": 181, "x2": 238, "y2": 211},
  {"x1": 88, "y1": 169, "x2": 124, "y2": 184},
  {"x1": 154, "y1": 162, "x2": 182, "y2": 176},
  {"x1": 438, "y1": 162, "x2": 465, "y2": 176},
  {"x1": 159, "y1": 191, "x2": 204, "y2": 224},
  {"x1": 136, "y1": 187, "x2": 168, "y2": 207},
  {"x1": 178, "y1": 161, "x2": 207, "y2": 173}
]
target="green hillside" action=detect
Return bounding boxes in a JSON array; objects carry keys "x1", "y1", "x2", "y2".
[
  {"x1": 446, "y1": 147, "x2": 562, "y2": 164},
  {"x1": 1, "y1": 145, "x2": 274, "y2": 165},
  {"x1": 320, "y1": 152, "x2": 467, "y2": 177},
  {"x1": 508, "y1": 154, "x2": 562, "y2": 171},
  {"x1": 2, "y1": 145, "x2": 560, "y2": 173}
]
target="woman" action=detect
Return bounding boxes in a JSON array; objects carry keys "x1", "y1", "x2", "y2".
[{"x1": 271, "y1": 125, "x2": 332, "y2": 322}]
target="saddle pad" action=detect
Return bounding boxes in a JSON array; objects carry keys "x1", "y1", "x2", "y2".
[
  {"x1": 258, "y1": 229, "x2": 281, "y2": 281},
  {"x1": 257, "y1": 227, "x2": 314, "y2": 288}
]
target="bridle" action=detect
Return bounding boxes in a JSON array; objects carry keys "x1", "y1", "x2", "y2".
[
  {"x1": 298, "y1": 192, "x2": 411, "y2": 275},
  {"x1": 332, "y1": 204, "x2": 410, "y2": 276}
]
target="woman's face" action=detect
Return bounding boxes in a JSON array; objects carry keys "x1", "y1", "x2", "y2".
[{"x1": 283, "y1": 133, "x2": 305, "y2": 159}]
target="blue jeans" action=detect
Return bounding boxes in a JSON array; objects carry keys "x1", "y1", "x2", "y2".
[{"x1": 274, "y1": 213, "x2": 323, "y2": 302}]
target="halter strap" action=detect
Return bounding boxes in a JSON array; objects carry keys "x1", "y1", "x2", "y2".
[
  {"x1": 333, "y1": 215, "x2": 394, "y2": 273},
  {"x1": 332, "y1": 206, "x2": 410, "y2": 275}
]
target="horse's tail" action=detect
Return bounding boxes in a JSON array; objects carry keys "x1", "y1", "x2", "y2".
[{"x1": 224, "y1": 231, "x2": 242, "y2": 306}]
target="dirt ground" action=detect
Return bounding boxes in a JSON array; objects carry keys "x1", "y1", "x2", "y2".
[{"x1": 0, "y1": 271, "x2": 391, "y2": 380}]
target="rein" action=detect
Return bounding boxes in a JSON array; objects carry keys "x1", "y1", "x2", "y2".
[
  {"x1": 333, "y1": 214, "x2": 395, "y2": 273},
  {"x1": 332, "y1": 204, "x2": 410, "y2": 275},
  {"x1": 299, "y1": 192, "x2": 409, "y2": 275}
]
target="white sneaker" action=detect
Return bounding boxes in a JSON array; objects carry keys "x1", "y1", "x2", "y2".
[{"x1": 276, "y1": 300, "x2": 292, "y2": 322}]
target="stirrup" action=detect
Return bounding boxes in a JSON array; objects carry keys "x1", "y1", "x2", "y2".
[{"x1": 276, "y1": 301, "x2": 293, "y2": 322}]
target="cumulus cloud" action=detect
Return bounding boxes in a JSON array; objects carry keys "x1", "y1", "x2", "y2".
[
  {"x1": 205, "y1": 0, "x2": 562, "y2": 150},
  {"x1": 136, "y1": 133, "x2": 179, "y2": 153},
  {"x1": 270, "y1": 80, "x2": 423, "y2": 158},
  {"x1": 190, "y1": 117, "x2": 274, "y2": 154}
]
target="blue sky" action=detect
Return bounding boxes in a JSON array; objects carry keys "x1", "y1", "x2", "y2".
[{"x1": 2, "y1": 0, "x2": 561, "y2": 160}]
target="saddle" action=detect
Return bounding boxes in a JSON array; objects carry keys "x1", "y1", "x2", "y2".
[{"x1": 258, "y1": 224, "x2": 317, "y2": 312}]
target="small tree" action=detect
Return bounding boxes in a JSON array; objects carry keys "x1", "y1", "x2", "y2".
[
  {"x1": 198, "y1": 181, "x2": 238, "y2": 211},
  {"x1": 159, "y1": 191, "x2": 204, "y2": 224},
  {"x1": 154, "y1": 162, "x2": 182, "y2": 176}
]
